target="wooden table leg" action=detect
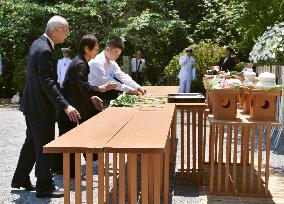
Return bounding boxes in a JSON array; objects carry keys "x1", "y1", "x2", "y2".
[
  {"x1": 63, "y1": 153, "x2": 70, "y2": 204},
  {"x1": 210, "y1": 124, "x2": 216, "y2": 193},
  {"x1": 105, "y1": 153, "x2": 109, "y2": 204},
  {"x1": 154, "y1": 153, "x2": 162, "y2": 204},
  {"x1": 75, "y1": 153, "x2": 81, "y2": 204},
  {"x1": 181, "y1": 109, "x2": 185, "y2": 175},
  {"x1": 242, "y1": 126, "x2": 249, "y2": 193},
  {"x1": 203, "y1": 111, "x2": 207, "y2": 163},
  {"x1": 258, "y1": 126, "x2": 264, "y2": 194},
  {"x1": 128, "y1": 153, "x2": 137, "y2": 204},
  {"x1": 113, "y1": 153, "x2": 118, "y2": 204},
  {"x1": 217, "y1": 124, "x2": 224, "y2": 192},
  {"x1": 192, "y1": 109, "x2": 197, "y2": 172},
  {"x1": 250, "y1": 126, "x2": 256, "y2": 193},
  {"x1": 86, "y1": 153, "x2": 93, "y2": 204},
  {"x1": 265, "y1": 126, "x2": 271, "y2": 195},
  {"x1": 187, "y1": 109, "x2": 191, "y2": 175},
  {"x1": 225, "y1": 125, "x2": 232, "y2": 193},
  {"x1": 233, "y1": 125, "x2": 238, "y2": 192},
  {"x1": 119, "y1": 153, "x2": 125, "y2": 204},
  {"x1": 198, "y1": 109, "x2": 203, "y2": 184},
  {"x1": 141, "y1": 154, "x2": 149, "y2": 204},
  {"x1": 148, "y1": 153, "x2": 154, "y2": 203},
  {"x1": 164, "y1": 139, "x2": 170, "y2": 204}
]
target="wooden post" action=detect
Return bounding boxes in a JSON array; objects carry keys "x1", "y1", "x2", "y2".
[
  {"x1": 63, "y1": 153, "x2": 70, "y2": 204},
  {"x1": 164, "y1": 139, "x2": 170, "y2": 204},
  {"x1": 154, "y1": 153, "x2": 161, "y2": 204},
  {"x1": 217, "y1": 124, "x2": 224, "y2": 192},
  {"x1": 258, "y1": 126, "x2": 263, "y2": 194},
  {"x1": 113, "y1": 153, "x2": 118, "y2": 204},
  {"x1": 187, "y1": 109, "x2": 191, "y2": 174},
  {"x1": 242, "y1": 126, "x2": 249, "y2": 193},
  {"x1": 105, "y1": 153, "x2": 109, "y2": 204},
  {"x1": 75, "y1": 153, "x2": 81, "y2": 204},
  {"x1": 250, "y1": 126, "x2": 256, "y2": 193},
  {"x1": 192, "y1": 109, "x2": 197, "y2": 172},
  {"x1": 119, "y1": 153, "x2": 125, "y2": 204},
  {"x1": 210, "y1": 124, "x2": 216, "y2": 193},
  {"x1": 181, "y1": 109, "x2": 185, "y2": 174},
  {"x1": 128, "y1": 154, "x2": 137, "y2": 204},
  {"x1": 86, "y1": 153, "x2": 93, "y2": 204},
  {"x1": 233, "y1": 126, "x2": 238, "y2": 192},
  {"x1": 225, "y1": 125, "x2": 232, "y2": 193},
  {"x1": 141, "y1": 154, "x2": 149, "y2": 204},
  {"x1": 198, "y1": 109, "x2": 203, "y2": 184},
  {"x1": 203, "y1": 111, "x2": 207, "y2": 163},
  {"x1": 265, "y1": 126, "x2": 271, "y2": 195},
  {"x1": 148, "y1": 153, "x2": 154, "y2": 203}
]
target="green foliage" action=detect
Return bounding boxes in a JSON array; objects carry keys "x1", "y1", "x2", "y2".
[
  {"x1": 236, "y1": 0, "x2": 284, "y2": 57},
  {"x1": 111, "y1": 9, "x2": 189, "y2": 85},
  {"x1": 192, "y1": 0, "x2": 244, "y2": 52},
  {"x1": 164, "y1": 40, "x2": 225, "y2": 85}
]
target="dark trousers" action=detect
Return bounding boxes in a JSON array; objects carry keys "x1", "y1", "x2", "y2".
[
  {"x1": 132, "y1": 72, "x2": 144, "y2": 85},
  {"x1": 12, "y1": 116, "x2": 55, "y2": 192},
  {"x1": 52, "y1": 113, "x2": 98, "y2": 178}
]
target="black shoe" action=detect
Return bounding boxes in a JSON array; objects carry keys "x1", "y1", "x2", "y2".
[
  {"x1": 36, "y1": 186, "x2": 64, "y2": 198},
  {"x1": 11, "y1": 181, "x2": 36, "y2": 191}
]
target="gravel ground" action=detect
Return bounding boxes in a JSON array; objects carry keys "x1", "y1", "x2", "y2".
[{"x1": 1, "y1": 107, "x2": 284, "y2": 203}]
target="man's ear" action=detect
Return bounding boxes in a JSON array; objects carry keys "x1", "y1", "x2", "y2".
[{"x1": 84, "y1": 46, "x2": 89, "y2": 54}]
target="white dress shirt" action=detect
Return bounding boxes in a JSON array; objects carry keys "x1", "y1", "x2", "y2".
[
  {"x1": 57, "y1": 57, "x2": 72, "y2": 86},
  {"x1": 43, "y1": 33, "x2": 54, "y2": 49},
  {"x1": 178, "y1": 55, "x2": 195, "y2": 81},
  {"x1": 88, "y1": 51, "x2": 141, "y2": 92},
  {"x1": 131, "y1": 58, "x2": 146, "y2": 73}
]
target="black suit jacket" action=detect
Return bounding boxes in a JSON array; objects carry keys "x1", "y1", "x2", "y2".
[
  {"x1": 20, "y1": 35, "x2": 69, "y2": 122},
  {"x1": 61, "y1": 53, "x2": 102, "y2": 121},
  {"x1": 218, "y1": 57, "x2": 235, "y2": 72}
]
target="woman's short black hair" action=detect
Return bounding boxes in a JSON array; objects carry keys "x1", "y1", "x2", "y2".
[
  {"x1": 78, "y1": 34, "x2": 98, "y2": 54},
  {"x1": 106, "y1": 36, "x2": 125, "y2": 50}
]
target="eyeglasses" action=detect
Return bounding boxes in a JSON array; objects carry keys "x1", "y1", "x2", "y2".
[{"x1": 58, "y1": 26, "x2": 70, "y2": 37}]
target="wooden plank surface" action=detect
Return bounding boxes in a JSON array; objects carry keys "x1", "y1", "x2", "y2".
[
  {"x1": 142, "y1": 86, "x2": 179, "y2": 96},
  {"x1": 43, "y1": 107, "x2": 140, "y2": 153},
  {"x1": 104, "y1": 105, "x2": 175, "y2": 153}
]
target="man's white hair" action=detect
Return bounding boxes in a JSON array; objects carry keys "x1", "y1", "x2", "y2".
[{"x1": 45, "y1": 15, "x2": 68, "y2": 33}]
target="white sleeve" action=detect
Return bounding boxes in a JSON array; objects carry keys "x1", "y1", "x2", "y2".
[
  {"x1": 57, "y1": 61, "x2": 61, "y2": 84},
  {"x1": 179, "y1": 55, "x2": 188, "y2": 66},
  {"x1": 89, "y1": 61, "x2": 134, "y2": 93},
  {"x1": 113, "y1": 63, "x2": 141, "y2": 90}
]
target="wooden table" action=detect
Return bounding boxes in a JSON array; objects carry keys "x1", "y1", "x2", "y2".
[
  {"x1": 44, "y1": 86, "x2": 179, "y2": 204},
  {"x1": 104, "y1": 104, "x2": 175, "y2": 204},
  {"x1": 207, "y1": 110, "x2": 280, "y2": 197},
  {"x1": 44, "y1": 107, "x2": 140, "y2": 204}
]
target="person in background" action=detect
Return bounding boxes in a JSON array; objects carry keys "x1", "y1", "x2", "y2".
[
  {"x1": 217, "y1": 47, "x2": 235, "y2": 72},
  {"x1": 88, "y1": 36, "x2": 146, "y2": 96},
  {"x1": 57, "y1": 48, "x2": 72, "y2": 87},
  {"x1": 52, "y1": 34, "x2": 116, "y2": 177},
  {"x1": 11, "y1": 15, "x2": 81, "y2": 198},
  {"x1": 178, "y1": 48, "x2": 196, "y2": 93},
  {"x1": 11, "y1": 92, "x2": 20, "y2": 104},
  {"x1": 131, "y1": 50, "x2": 146, "y2": 85}
]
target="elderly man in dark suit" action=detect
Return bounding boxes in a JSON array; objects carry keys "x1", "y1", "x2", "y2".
[{"x1": 11, "y1": 15, "x2": 81, "y2": 198}]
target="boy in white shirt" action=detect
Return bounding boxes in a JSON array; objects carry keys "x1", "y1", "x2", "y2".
[{"x1": 88, "y1": 36, "x2": 146, "y2": 95}]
